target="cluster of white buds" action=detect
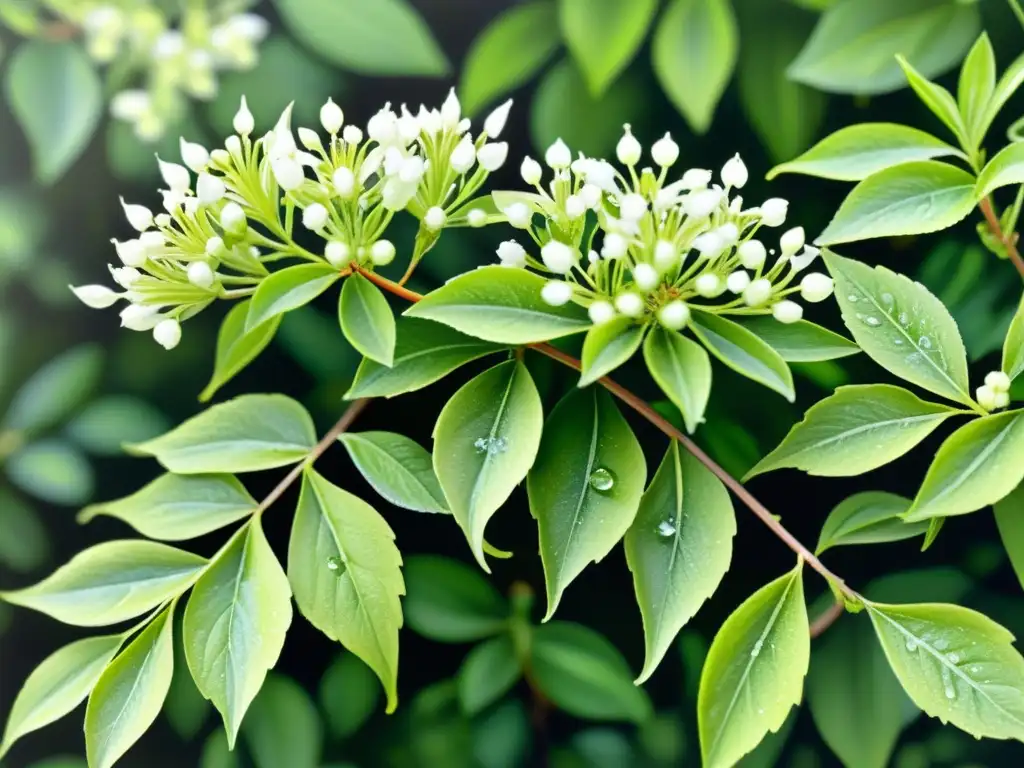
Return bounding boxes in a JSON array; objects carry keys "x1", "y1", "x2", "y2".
[
  {"x1": 977, "y1": 371, "x2": 1012, "y2": 411},
  {"x1": 71, "y1": 92, "x2": 512, "y2": 348},
  {"x1": 78, "y1": 2, "x2": 269, "y2": 141},
  {"x1": 492, "y1": 127, "x2": 833, "y2": 330}
]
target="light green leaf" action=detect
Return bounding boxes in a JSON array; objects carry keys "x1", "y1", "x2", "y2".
[
  {"x1": 1005, "y1": 296, "x2": 1024, "y2": 382},
  {"x1": 980, "y1": 51, "x2": 1024, "y2": 144},
  {"x1": 643, "y1": 327, "x2": 712, "y2": 434},
  {"x1": 818, "y1": 161, "x2": 977, "y2": 246},
  {"x1": 767, "y1": 123, "x2": 963, "y2": 182},
  {"x1": 1, "y1": 634, "x2": 122, "y2": 758},
  {"x1": 690, "y1": 311, "x2": 795, "y2": 401},
  {"x1": 652, "y1": 0, "x2": 738, "y2": 133},
  {"x1": 288, "y1": 469, "x2": 404, "y2": 713},
  {"x1": 338, "y1": 275, "x2": 395, "y2": 368},
  {"x1": 976, "y1": 142, "x2": 1024, "y2": 201},
  {"x1": 6, "y1": 439, "x2": 93, "y2": 506},
  {"x1": 531, "y1": 621, "x2": 651, "y2": 723},
  {"x1": 200, "y1": 301, "x2": 281, "y2": 403},
  {"x1": 273, "y1": 0, "x2": 449, "y2": 76},
  {"x1": 340, "y1": 431, "x2": 447, "y2": 514},
  {"x1": 867, "y1": 601, "x2": 1024, "y2": 740},
  {"x1": 560, "y1": 0, "x2": 657, "y2": 96},
  {"x1": 958, "y1": 32, "x2": 996, "y2": 149},
  {"x1": 816, "y1": 491, "x2": 930, "y2": 554},
  {"x1": 85, "y1": 606, "x2": 174, "y2": 768},
  {"x1": 457, "y1": 635, "x2": 522, "y2": 715},
  {"x1": 787, "y1": 0, "x2": 981, "y2": 95},
  {"x1": 2, "y1": 540, "x2": 205, "y2": 626},
  {"x1": 529, "y1": 388, "x2": 646, "y2": 620},
  {"x1": 735, "y1": 318, "x2": 860, "y2": 362},
  {"x1": 406, "y1": 265, "x2": 591, "y2": 344},
  {"x1": 995, "y1": 483, "x2": 1024, "y2": 591},
  {"x1": 402, "y1": 555, "x2": 509, "y2": 643},
  {"x1": 625, "y1": 443, "x2": 735, "y2": 683},
  {"x1": 824, "y1": 251, "x2": 972, "y2": 404},
  {"x1": 434, "y1": 360, "x2": 543, "y2": 569},
  {"x1": 460, "y1": 1, "x2": 560, "y2": 115},
  {"x1": 184, "y1": 518, "x2": 292, "y2": 746},
  {"x1": 78, "y1": 473, "x2": 256, "y2": 541},
  {"x1": 129, "y1": 394, "x2": 316, "y2": 474},
  {"x1": 906, "y1": 411, "x2": 1024, "y2": 521},
  {"x1": 319, "y1": 653, "x2": 380, "y2": 740},
  {"x1": 2, "y1": 344, "x2": 102, "y2": 434},
  {"x1": 746, "y1": 385, "x2": 958, "y2": 479},
  {"x1": 896, "y1": 55, "x2": 968, "y2": 144},
  {"x1": 698, "y1": 566, "x2": 810, "y2": 768},
  {"x1": 579, "y1": 317, "x2": 644, "y2": 387},
  {"x1": 245, "y1": 264, "x2": 340, "y2": 333},
  {"x1": 65, "y1": 396, "x2": 168, "y2": 455},
  {"x1": 5, "y1": 41, "x2": 102, "y2": 183},
  {"x1": 242, "y1": 674, "x2": 322, "y2": 768},
  {"x1": 345, "y1": 317, "x2": 504, "y2": 400}
]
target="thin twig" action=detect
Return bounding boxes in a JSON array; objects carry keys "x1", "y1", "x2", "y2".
[
  {"x1": 1008, "y1": 0, "x2": 1024, "y2": 30},
  {"x1": 810, "y1": 599, "x2": 846, "y2": 639},
  {"x1": 979, "y1": 197, "x2": 1024, "y2": 279}
]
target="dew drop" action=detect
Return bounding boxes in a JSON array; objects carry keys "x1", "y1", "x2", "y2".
[
  {"x1": 326, "y1": 556, "x2": 345, "y2": 575},
  {"x1": 750, "y1": 639, "x2": 763, "y2": 658},
  {"x1": 947, "y1": 652, "x2": 961, "y2": 665},
  {"x1": 847, "y1": 294, "x2": 860, "y2": 303},
  {"x1": 657, "y1": 520, "x2": 677, "y2": 538},
  {"x1": 898, "y1": 312, "x2": 910, "y2": 327},
  {"x1": 905, "y1": 638, "x2": 918, "y2": 652},
  {"x1": 474, "y1": 436, "x2": 509, "y2": 455},
  {"x1": 881, "y1": 292, "x2": 895, "y2": 306},
  {"x1": 941, "y1": 666, "x2": 956, "y2": 700},
  {"x1": 863, "y1": 316, "x2": 881, "y2": 327},
  {"x1": 919, "y1": 335, "x2": 932, "y2": 349},
  {"x1": 589, "y1": 467, "x2": 615, "y2": 492},
  {"x1": 893, "y1": 338, "x2": 904, "y2": 345}
]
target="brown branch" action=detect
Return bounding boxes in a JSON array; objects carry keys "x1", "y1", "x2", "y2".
[
  {"x1": 979, "y1": 197, "x2": 1024, "y2": 279},
  {"x1": 809, "y1": 598, "x2": 846, "y2": 639}
]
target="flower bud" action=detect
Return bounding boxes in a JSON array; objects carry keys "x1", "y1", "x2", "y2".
[
  {"x1": 601, "y1": 233, "x2": 628, "y2": 260},
  {"x1": 541, "y1": 240, "x2": 577, "y2": 274},
  {"x1": 483, "y1": 99, "x2": 512, "y2": 138},
  {"x1": 759, "y1": 198, "x2": 788, "y2": 227},
  {"x1": 693, "y1": 232, "x2": 725, "y2": 258},
  {"x1": 71, "y1": 284, "x2": 120, "y2": 309},
  {"x1": 298, "y1": 127, "x2": 323, "y2": 152},
  {"x1": 467, "y1": 209, "x2": 487, "y2": 227},
  {"x1": 332, "y1": 166, "x2": 356, "y2": 198},
  {"x1": 320, "y1": 98, "x2": 344, "y2": 134},
  {"x1": 108, "y1": 266, "x2": 141, "y2": 289},
  {"x1": 112, "y1": 238, "x2": 147, "y2": 267},
  {"x1": 504, "y1": 203, "x2": 532, "y2": 229},
  {"x1": 440, "y1": 88, "x2": 461, "y2": 129},
  {"x1": 654, "y1": 240, "x2": 677, "y2": 271},
  {"x1": 545, "y1": 138, "x2": 571, "y2": 169},
  {"x1": 985, "y1": 371, "x2": 1012, "y2": 392},
  {"x1": 726, "y1": 270, "x2": 751, "y2": 294},
  {"x1": 541, "y1": 280, "x2": 573, "y2": 306},
  {"x1": 580, "y1": 184, "x2": 602, "y2": 209},
  {"x1": 977, "y1": 384, "x2": 999, "y2": 411},
  {"x1": 651, "y1": 133, "x2": 679, "y2": 167},
  {"x1": 633, "y1": 263, "x2": 659, "y2": 291},
  {"x1": 272, "y1": 158, "x2": 305, "y2": 191},
  {"x1": 614, "y1": 292, "x2": 644, "y2": 317},
  {"x1": 616, "y1": 125, "x2": 642, "y2": 166},
  {"x1": 995, "y1": 391, "x2": 1011, "y2": 409},
  {"x1": 233, "y1": 96, "x2": 255, "y2": 136},
  {"x1": 187, "y1": 261, "x2": 216, "y2": 289},
  {"x1": 153, "y1": 318, "x2": 182, "y2": 350},
  {"x1": 450, "y1": 137, "x2": 476, "y2": 173},
  {"x1": 780, "y1": 227, "x2": 805, "y2": 256},
  {"x1": 721, "y1": 153, "x2": 748, "y2": 188},
  {"x1": 210, "y1": 148, "x2": 231, "y2": 166},
  {"x1": 179, "y1": 138, "x2": 209, "y2": 172},
  {"x1": 619, "y1": 194, "x2": 647, "y2": 222},
  {"x1": 158, "y1": 159, "x2": 190, "y2": 194},
  {"x1": 564, "y1": 195, "x2": 586, "y2": 220},
  {"x1": 220, "y1": 202, "x2": 247, "y2": 235},
  {"x1": 681, "y1": 168, "x2": 712, "y2": 189},
  {"x1": 588, "y1": 300, "x2": 616, "y2": 325},
  {"x1": 789, "y1": 245, "x2": 821, "y2": 273},
  {"x1": 325, "y1": 241, "x2": 351, "y2": 267},
  {"x1": 800, "y1": 272, "x2": 834, "y2": 303},
  {"x1": 371, "y1": 239, "x2": 396, "y2": 265},
  {"x1": 206, "y1": 236, "x2": 227, "y2": 258},
  {"x1": 342, "y1": 125, "x2": 363, "y2": 144},
  {"x1": 497, "y1": 240, "x2": 527, "y2": 268},
  {"x1": 772, "y1": 300, "x2": 803, "y2": 324},
  {"x1": 120, "y1": 198, "x2": 153, "y2": 232},
  {"x1": 658, "y1": 300, "x2": 690, "y2": 330},
  {"x1": 738, "y1": 240, "x2": 767, "y2": 270},
  {"x1": 478, "y1": 142, "x2": 508, "y2": 172},
  {"x1": 424, "y1": 206, "x2": 447, "y2": 232},
  {"x1": 120, "y1": 304, "x2": 160, "y2": 331},
  {"x1": 302, "y1": 203, "x2": 329, "y2": 231},
  {"x1": 521, "y1": 156, "x2": 542, "y2": 185},
  {"x1": 743, "y1": 278, "x2": 772, "y2": 307},
  {"x1": 196, "y1": 173, "x2": 226, "y2": 205},
  {"x1": 695, "y1": 274, "x2": 723, "y2": 298},
  {"x1": 683, "y1": 188, "x2": 722, "y2": 219}
]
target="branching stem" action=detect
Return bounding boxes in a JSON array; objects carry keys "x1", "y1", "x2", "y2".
[{"x1": 979, "y1": 197, "x2": 1024, "y2": 280}]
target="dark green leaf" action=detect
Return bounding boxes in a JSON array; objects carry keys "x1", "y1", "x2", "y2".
[
  {"x1": 242, "y1": 674, "x2": 322, "y2": 768},
  {"x1": 319, "y1": 653, "x2": 381, "y2": 740},
  {"x1": 402, "y1": 555, "x2": 509, "y2": 643},
  {"x1": 457, "y1": 635, "x2": 522, "y2": 715},
  {"x1": 560, "y1": 0, "x2": 657, "y2": 96},
  {"x1": 2, "y1": 345, "x2": 102, "y2": 434},
  {"x1": 66, "y1": 396, "x2": 169, "y2": 455},
  {"x1": 690, "y1": 311, "x2": 795, "y2": 401},
  {"x1": 579, "y1": 317, "x2": 644, "y2": 387},
  {"x1": 200, "y1": 301, "x2": 281, "y2": 403},
  {"x1": 816, "y1": 491, "x2": 929, "y2": 553}
]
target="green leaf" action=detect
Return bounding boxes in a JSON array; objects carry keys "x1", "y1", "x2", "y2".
[
  {"x1": 735, "y1": 318, "x2": 860, "y2": 362},
  {"x1": 129, "y1": 394, "x2": 316, "y2": 474},
  {"x1": 976, "y1": 142, "x2": 1024, "y2": 201},
  {"x1": 767, "y1": 123, "x2": 963, "y2": 182},
  {"x1": 85, "y1": 607, "x2": 174, "y2": 768},
  {"x1": 406, "y1": 265, "x2": 591, "y2": 344},
  {"x1": 319, "y1": 653, "x2": 380, "y2": 740},
  {"x1": 242, "y1": 674, "x2": 322, "y2": 768},
  {"x1": 980, "y1": 50, "x2": 1024, "y2": 144},
  {"x1": 200, "y1": 301, "x2": 281, "y2": 403},
  {"x1": 78, "y1": 473, "x2": 256, "y2": 541},
  {"x1": 460, "y1": 0, "x2": 560, "y2": 115},
  {"x1": 866, "y1": 601, "x2": 1024, "y2": 740},
  {"x1": 184, "y1": 518, "x2": 292, "y2": 746},
  {"x1": 0, "y1": 634, "x2": 122, "y2": 758},
  {"x1": 818, "y1": 161, "x2": 977, "y2": 246},
  {"x1": 0, "y1": 490, "x2": 48, "y2": 573},
  {"x1": 2, "y1": 344, "x2": 102, "y2": 434},
  {"x1": 625, "y1": 443, "x2": 735, "y2": 683},
  {"x1": 652, "y1": 0, "x2": 738, "y2": 133},
  {"x1": 457, "y1": 635, "x2": 522, "y2": 715},
  {"x1": 698, "y1": 566, "x2": 810, "y2": 768},
  {"x1": 339, "y1": 431, "x2": 447, "y2": 514},
  {"x1": 339, "y1": 273, "x2": 396, "y2": 366},
  {"x1": 807, "y1": 615, "x2": 911, "y2": 768},
  {"x1": 5, "y1": 41, "x2": 102, "y2": 183},
  {"x1": 1005, "y1": 296, "x2": 1024, "y2": 382},
  {"x1": 906, "y1": 411, "x2": 1024, "y2": 521},
  {"x1": 994, "y1": 483, "x2": 1024, "y2": 591},
  {"x1": 245, "y1": 264, "x2": 340, "y2": 333},
  {"x1": 200, "y1": 730, "x2": 238, "y2": 768},
  {"x1": 824, "y1": 251, "x2": 972, "y2": 404},
  {"x1": 787, "y1": 0, "x2": 981, "y2": 95},
  {"x1": 65, "y1": 396, "x2": 169, "y2": 455},
  {"x1": 643, "y1": 327, "x2": 712, "y2": 434},
  {"x1": 746, "y1": 385, "x2": 958, "y2": 479},
  {"x1": 530, "y1": 621, "x2": 651, "y2": 722},
  {"x1": 273, "y1": 0, "x2": 449, "y2": 76},
  {"x1": 897, "y1": 55, "x2": 968, "y2": 144},
  {"x1": 689, "y1": 311, "x2": 795, "y2": 401},
  {"x1": 6, "y1": 439, "x2": 94, "y2": 506},
  {"x1": 816, "y1": 491, "x2": 930, "y2": 553},
  {"x1": 529, "y1": 388, "x2": 646, "y2": 619},
  {"x1": 402, "y1": 555, "x2": 509, "y2": 643},
  {"x1": 560, "y1": 0, "x2": 657, "y2": 96},
  {"x1": 958, "y1": 33, "x2": 996, "y2": 149},
  {"x1": 288, "y1": 469, "x2": 404, "y2": 713},
  {"x1": 165, "y1": 629, "x2": 210, "y2": 740},
  {"x1": 2, "y1": 541, "x2": 205, "y2": 626},
  {"x1": 434, "y1": 360, "x2": 543, "y2": 570},
  {"x1": 579, "y1": 317, "x2": 645, "y2": 387},
  {"x1": 345, "y1": 317, "x2": 504, "y2": 400}
]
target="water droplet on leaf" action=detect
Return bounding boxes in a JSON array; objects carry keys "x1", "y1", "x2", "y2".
[
  {"x1": 863, "y1": 316, "x2": 881, "y2": 327},
  {"x1": 474, "y1": 436, "x2": 509, "y2": 455},
  {"x1": 905, "y1": 638, "x2": 918, "y2": 652},
  {"x1": 589, "y1": 467, "x2": 615, "y2": 492},
  {"x1": 657, "y1": 520, "x2": 676, "y2": 538},
  {"x1": 919, "y1": 335, "x2": 932, "y2": 349},
  {"x1": 326, "y1": 556, "x2": 345, "y2": 575}
]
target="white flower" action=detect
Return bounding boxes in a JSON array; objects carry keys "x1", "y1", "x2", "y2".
[
  {"x1": 179, "y1": 138, "x2": 209, "y2": 172},
  {"x1": 272, "y1": 157, "x2": 305, "y2": 191},
  {"x1": 580, "y1": 184, "x2": 602, "y2": 209},
  {"x1": 585, "y1": 160, "x2": 618, "y2": 193},
  {"x1": 196, "y1": 173, "x2": 226, "y2": 205},
  {"x1": 224, "y1": 135, "x2": 243, "y2": 157},
  {"x1": 985, "y1": 371, "x2": 1012, "y2": 392},
  {"x1": 541, "y1": 240, "x2": 577, "y2": 274},
  {"x1": 789, "y1": 245, "x2": 821, "y2": 273},
  {"x1": 112, "y1": 238, "x2": 147, "y2": 267},
  {"x1": 187, "y1": 261, "x2": 216, "y2": 289},
  {"x1": 615, "y1": 292, "x2": 644, "y2": 317},
  {"x1": 153, "y1": 318, "x2": 182, "y2": 350},
  {"x1": 760, "y1": 198, "x2": 788, "y2": 227},
  {"x1": 681, "y1": 169, "x2": 712, "y2": 190},
  {"x1": 497, "y1": 240, "x2": 527, "y2": 268},
  {"x1": 440, "y1": 88, "x2": 461, "y2": 129},
  {"x1": 654, "y1": 240, "x2": 677, "y2": 271},
  {"x1": 738, "y1": 240, "x2": 767, "y2": 270},
  {"x1": 651, "y1": 133, "x2": 679, "y2": 167},
  {"x1": 716, "y1": 223, "x2": 739, "y2": 245},
  {"x1": 332, "y1": 166, "x2": 356, "y2": 198},
  {"x1": 521, "y1": 156, "x2": 542, "y2": 185},
  {"x1": 721, "y1": 154, "x2": 748, "y2": 188},
  {"x1": 601, "y1": 233, "x2": 628, "y2": 260},
  {"x1": 695, "y1": 274, "x2": 723, "y2": 298},
  {"x1": 780, "y1": 227, "x2": 805, "y2": 257},
  {"x1": 120, "y1": 198, "x2": 153, "y2": 232},
  {"x1": 478, "y1": 142, "x2": 508, "y2": 171},
  {"x1": 298, "y1": 127, "x2": 323, "y2": 152},
  {"x1": 158, "y1": 159, "x2": 190, "y2": 194},
  {"x1": 683, "y1": 188, "x2": 722, "y2": 219},
  {"x1": 109, "y1": 266, "x2": 141, "y2": 289},
  {"x1": 693, "y1": 232, "x2": 725, "y2": 258},
  {"x1": 71, "y1": 284, "x2": 120, "y2": 309},
  {"x1": 616, "y1": 125, "x2": 642, "y2": 166},
  {"x1": 396, "y1": 106, "x2": 420, "y2": 144},
  {"x1": 564, "y1": 195, "x2": 586, "y2": 220},
  {"x1": 367, "y1": 105, "x2": 399, "y2": 145},
  {"x1": 206, "y1": 236, "x2": 227, "y2": 258},
  {"x1": 468, "y1": 209, "x2": 487, "y2": 227},
  {"x1": 302, "y1": 203, "x2": 329, "y2": 231},
  {"x1": 417, "y1": 106, "x2": 442, "y2": 135},
  {"x1": 139, "y1": 231, "x2": 166, "y2": 255},
  {"x1": 633, "y1": 263, "x2": 659, "y2": 291},
  {"x1": 800, "y1": 272, "x2": 834, "y2": 303},
  {"x1": 504, "y1": 202, "x2": 532, "y2": 229},
  {"x1": 320, "y1": 98, "x2": 344, "y2": 134},
  {"x1": 545, "y1": 138, "x2": 571, "y2": 169},
  {"x1": 450, "y1": 137, "x2": 476, "y2": 173},
  {"x1": 371, "y1": 239, "x2": 396, "y2": 265},
  {"x1": 120, "y1": 304, "x2": 160, "y2": 331},
  {"x1": 233, "y1": 96, "x2": 255, "y2": 136},
  {"x1": 743, "y1": 278, "x2": 772, "y2": 307},
  {"x1": 220, "y1": 202, "x2": 247, "y2": 234},
  {"x1": 726, "y1": 270, "x2": 751, "y2": 294},
  {"x1": 325, "y1": 241, "x2": 351, "y2": 267},
  {"x1": 658, "y1": 300, "x2": 690, "y2": 330},
  {"x1": 424, "y1": 206, "x2": 447, "y2": 232},
  {"x1": 619, "y1": 194, "x2": 647, "y2": 222},
  {"x1": 342, "y1": 125, "x2": 363, "y2": 144},
  {"x1": 484, "y1": 99, "x2": 513, "y2": 138},
  {"x1": 772, "y1": 300, "x2": 803, "y2": 324},
  {"x1": 589, "y1": 300, "x2": 616, "y2": 324},
  {"x1": 541, "y1": 280, "x2": 574, "y2": 306},
  {"x1": 977, "y1": 384, "x2": 998, "y2": 411}
]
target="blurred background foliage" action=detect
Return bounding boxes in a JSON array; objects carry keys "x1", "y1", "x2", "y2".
[{"x1": 0, "y1": 0, "x2": 1022, "y2": 766}]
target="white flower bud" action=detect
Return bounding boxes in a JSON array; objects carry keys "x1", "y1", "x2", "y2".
[
  {"x1": 588, "y1": 300, "x2": 616, "y2": 324},
  {"x1": 541, "y1": 280, "x2": 574, "y2": 306},
  {"x1": 504, "y1": 202, "x2": 532, "y2": 229},
  {"x1": 789, "y1": 245, "x2": 821, "y2": 273},
  {"x1": 468, "y1": 209, "x2": 487, "y2": 227},
  {"x1": 726, "y1": 270, "x2": 751, "y2": 294},
  {"x1": 977, "y1": 384, "x2": 999, "y2": 411},
  {"x1": 497, "y1": 240, "x2": 527, "y2": 268},
  {"x1": 695, "y1": 274, "x2": 723, "y2": 298},
  {"x1": 112, "y1": 238, "x2": 147, "y2": 267},
  {"x1": 616, "y1": 125, "x2": 642, "y2": 166},
  {"x1": 759, "y1": 198, "x2": 788, "y2": 227},
  {"x1": 342, "y1": 125, "x2": 363, "y2": 144},
  {"x1": 614, "y1": 292, "x2": 644, "y2": 317},
  {"x1": 483, "y1": 99, "x2": 513, "y2": 138},
  {"x1": 721, "y1": 153, "x2": 748, "y2": 188},
  {"x1": 601, "y1": 233, "x2": 628, "y2": 260},
  {"x1": 651, "y1": 133, "x2": 679, "y2": 167},
  {"x1": 545, "y1": 138, "x2": 571, "y2": 169},
  {"x1": 153, "y1": 318, "x2": 182, "y2": 350},
  {"x1": 220, "y1": 202, "x2": 247, "y2": 234},
  {"x1": 580, "y1": 184, "x2": 602, "y2": 209},
  {"x1": 224, "y1": 135, "x2": 243, "y2": 158},
  {"x1": 371, "y1": 239, "x2": 396, "y2": 265},
  {"x1": 716, "y1": 223, "x2": 739, "y2": 246},
  {"x1": 585, "y1": 161, "x2": 619, "y2": 193},
  {"x1": 743, "y1": 278, "x2": 772, "y2": 307},
  {"x1": 541, "y1": 240, "x2": 577, "y2": 274},
  {"x1": 272, "y1": 158, "x2": 305, "y2": 191},
  {"x1": 738, "y1": 240, "x2": 767, "y2": 270},
  {"x1": 800, "y1": 272, "x2": 834, "y2": 303},
  {"x1": 71, "y1": 284, "x2": 120, "y2": 309},
  {"x1": 158, "y1": 159, "x2": 190, "y2": 194},
  {"x1": 693, "y1": 232, "x2": 725, "y2": 258},
  {"x1": 995, "y1": 391, "x2": 1011, "y2": 409},
  {"x1": 521, "y1": 156, "x2": 542, "y2": 185},
  {"x1": 985, "y1": 371, "x2": 1012, "y2": 392},
  {"x1": 397, "y1": 106, "x2": 420, "y2": 144},
  {"x1": 683, "y1": 188, "x2": 722, "y2": 219},
  {"x1": 187, "y1": 261, "x2": 216, "y2": 289},
  {"x1": 206, "y1": 236, "x2": 227, "y2": 258},
  {"x1": 109, "y1": 266, "x2": 141, "y2": 289},
  {"x1": 619, "y1": 193, "x2": 647, "y2": 222},
  {"x1": 302, "y1": 203, "x2": 329, "y2": 231},
  {"x1": 780, "y1": 227, "x2": 805, "y2": 256},
  {"x1": 440, "y1": 88, "x2": 461, "y2": 129},
  {"x1": 298, "y1": 127, "x2": 323, "y2": 152},
  {"x1": 196, "y1": 173, "x2": 226, "y2": 205},
  {"x1": 320, "y1": 98, "x2": 344, "y2": 134},
  {"x1": 210, "y1": 148, "x2": 231, "y2": 166},
  {"x1": 681, "y1": 168, "x2": 712, "y2": 190},
  {"x1": 564, "y1": 195, "x2": 586, "y2": 220},
  {"x1": 772, "y1": 300, "x2": 803, "y2": 324},
  {"x1": 178, "y1": 138, "x2": 209, "y2": 172},
  {"x1": 120, "y1": 304, "x2": 160, "y2": 331},
  {"x1": 478, "y1": 142, "x2": 508, "y2": 172},
  {"x1": 654, "y1": 240, "x2": 677, "y2": 271},
  {"x1": 658, "y1": 300, "x2": 691, "y2": 330},
  {"x1": 424, "y1": 206, "x2": 447, "y2": 232},
  {"x1": 633, "y1": 263, "x2": 659, "y2": 291},
  {"x1": 331, "y1": 166, "x2": 356, "y2": 198},
  {"x1": 325, "y1": 241, "x2": 351, "y2": 267},
  {"x1": 120, "y1": 198, "x2": 153, "y2": 232},
  {"x1": 450, "y1": 137, "x2": 476, "y2": 173}
]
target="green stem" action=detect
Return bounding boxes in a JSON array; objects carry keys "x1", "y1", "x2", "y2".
[{"x1": 1008, "y1": 0, "x2": 1024, "y2": 31}]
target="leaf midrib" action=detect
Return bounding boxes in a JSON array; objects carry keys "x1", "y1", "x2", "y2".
[
  {"x1": 468, "y1": 364, "x2": 519, "y2": 545},
  {"x1": 785, "y1": 411, "x2": 951, "y2": 458}
]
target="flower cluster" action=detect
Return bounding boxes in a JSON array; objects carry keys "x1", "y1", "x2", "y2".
[
  {"x1": 74, "y1": 2, "x2": 269, "y2": 140},
  {"x1": 977, "y1": 371, "x2": 1012, "y2": 411},
  {"x1": 491, "y1": 126, "x2": 834, "y2": 329},
  {"x1": 71, "y1": 92, "x2": 512, "y2": 348}
]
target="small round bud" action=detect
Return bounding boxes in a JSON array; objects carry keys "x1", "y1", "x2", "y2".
[
  {"x1": 545, "y1": 138, "x2": 571, "y2": 169},
  {"x1": 504, "y1": 202, "x2": 532, "y2": 229},
  {"x1": 977, "y1": 384, "x2": 999, "y2": 411},
  {"x1": 695, "y1": 273, "x2": 723, "y2": 298},
  {"x1": 580, "y1": 184, "x2": 603, "y2": 209},
  {"x1": 541, "y1": 240, "x2": 577, "y2": 274},
  {"x1": 320, "y1": 98, "x2": 344, "y2": 134},
  {"x1": 424, "y1": 206, "x2": 447, "y2": 232},
  {"x1": 450, "y1": 137, "x2": 476, "y2": 173},
  {"x1": 478, "y1": 142, "x2": 509, "y2": 172},
  {"x1": 658, "y1": 300, "x2": 691, "y2": 330},
  {"x1": 342, "y1": 125, "x2": 363, "y2": 144},
  {"x1": 210, "y1": 148, "x2": 231, "y2": 166},
  {"x1": 654, "y1": 240, "x2": 677, "y2": 271},
  {"x1": 616, "y1": 124, "x2": 642, "y2": 166},
  {"x1": 224, "y1": 135, "x2": 243, "y2": 158},
  {"x1": 154, "y1": 213, "x2": 171, "y2": 228},
  {"x1": 120, "y1": 198, "x2": 153, "y2": 232},
  {"x1": 220, "y1": 202, "x2": 247, "y2": 235},
  {"x1": 800, "y1": 272, "x2": 834, "y2": 303},
  {"x1": 440, "y1": 88, "x2": 461, "y2": 129},
  {"x1": 632, "y1": 263, "x2": 659, "y2": 291},
  {"x1": 233, "y1": 95, "x2": 255, "y2": 136},
  {"x1": 619, "y1": 193, "x2": 647, "y2": 222},
  {"x1": 726, "y1": 270, "x2": 751, "y2": 294},
  {"x1": 206, "y1": 236, "x2": 227, "y2": 258},
  {"x1": 683, "y1": 188, "x2": 722, "y2": 219},
  {"x1": 759, "y1": 198, "x2": 788, "y2": 227},
  {"x1": 738, "y1": 240, "x2": 767, "y2": 270},
  {"x1": 468, "y1": 209, "x2": 487, "y2": 227},
  {"x1": 521, "y1": 156, "x2": 542, "y2": 185},
  {"x1": 153, "y1": 318, "x2": 182, "y2": 350},
  {"x1": 325, "y1": 241, "x2": 351, "y2": 267},
  {"x1": 614, "y1": 292, "x2": 644, "y2": 317},
  {"x1": 370, "y1": 239, "x2": 396, "y2": 266},
  {"x1": 187, "y1": 261, "x2": 216, "y2": 289},
  {"x1": 743, "y1": 278, "x2": 773, "y2": 307},
  {"x1": 651, "y1": 132, "x2": 680, "y2": 167},
  {"x1": 332, "y1": 166, "x2": 356, "y2": 198},
  {"x1": 693, "y1": 232, "x2": 725, "y2": 258},
  {"x1": 716, "y1": 223, "x2": 739, "y2": 245},
  {"x1": 71, "y1": 284, "x2": 120, "y2": 309},
  {"x1": 601, "y1": 233, "x2": 628, "y2": 260},
  {"x1": 780, "y1": 227, "x2": 805, "y2": 256},
  {"x1": 681, "y1": 168, "x2": 712, "y2": 190},
  {"x1": 772, "y1": 300, "x2": 803, "y2": 324},
  {"x1": 588, "y1": 300, "x2": 616, "y2": 325},
  {"x1": 497, "y1": 240, "x2": 527, "y2": 268},
  {"x1": 541, "y1": 280, "x2": 574, "y2": 306},
  {"x1": 121, "y1": 304, "x2": 160, "y2": 331},
  {"x1": 483, "y1": 99, "x2": 513, "y2": 138},
  {"x1": 139, "y1": 231, "x2": 166, "y2": 254},
  {"x1": 994, "y1": 391, "x2": 1011, "y2": 409},
  {"x1": 179, "y1": 138, "x2": 209, "y2": 172},
  {"x1": 721, "y1": 153, "x2": 748, "y2": 188},
  {"x1": 985, "y1": 371, "x2": 1012, "y2": 392},
  {"x1": 196, "y1": 173, "x2": 226, "y2": 205}
]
